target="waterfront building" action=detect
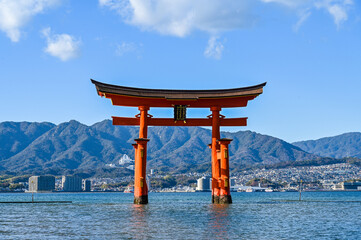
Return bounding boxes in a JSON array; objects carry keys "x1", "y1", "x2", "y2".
[
  {"x1": 62, "y1": 176, "x2": 82, "y2": 192},
  {"x1": 196, "y1": 177, "x2": 211, "y2": 192},
  {"x1": 332, "y1": 183, "x2": 343, "y2": 190},
  {"x1": 342, "y1": 181, "x2": 361, "y2": 190},
  {"x1": 28, "y1": 176, "x2": 55, "y2": 192},
  {"x1": 82, "y1": 179, "x2": 91, "y2": 192}
]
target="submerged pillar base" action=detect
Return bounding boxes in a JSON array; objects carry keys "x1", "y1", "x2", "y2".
[
  {"x1": 134, "y1": 195, "x2": 148, "y2": 204},
  {"x1": 219, "y1": 195, "x2": 232, "y2": 204},
  {"x1": 212, "y1": 195, "x2": 220, "y2": 204}
]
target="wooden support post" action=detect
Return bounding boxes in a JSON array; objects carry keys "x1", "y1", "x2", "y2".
[
  {"x1": 134, "y1": 106, "x2": 150, "y2": 204},
  {"x1": 218, "y1": 138, "x2": 233, "y2": 204},
  {"x1": 134, "y1": 138, "x2": 149, "y2": 204},
  {"x1": 138, "y1": 106, "x2": 149, "y2": 138},
  {"x1": 132, "y1": 143, "x2": 138, "y2": 172},
  {"x1": 211, "y1": 107, "x2": 221, "y2": 203}
]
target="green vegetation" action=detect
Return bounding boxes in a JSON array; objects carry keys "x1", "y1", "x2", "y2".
[
  {"x1": 151, "y1": 175, "x2": 177, "y2": 189},
  {"x1": 347, "y1": 158, "x2": 361, "y2": 167},
  {"x1": 230, "y1": 157, "x2": 361, "y2": 172},
  {"x1": 0, "y1": 175, "x2": 29, "y2": 183},
  {"x1": 0, "y1": 175, "x2": 14, "y2": 182},
  {"x1": 150, "y1": 174, "x2": 197, "y2": 189},
  {"x1": 266, "y1": 157, "x2": 361, "y2": 169},
  {"x1": 246, "y1": 178, "x2": 272, "y2": 186},
  {"x1": 9, "y1": 183, "x2": 24, "y2": 190},
  {"x1": 97, "y1": 181, "x2": 133, "y2": 190},
  {"x1": 0, "y1": 182, "x2": 10, "y2": 188},
  {"x1": 0, "y1": 175, "x2": 28, "y2": 191},
  {"x1": 246, "y1": 178, "x2": 285, "y2": 188},
  {"x1": 344, "y1": 179, "x2": 361, "y2": 183}
]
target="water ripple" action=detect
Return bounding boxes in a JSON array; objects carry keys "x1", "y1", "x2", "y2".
[{"x1": 0, "y1": 192, "x2": 360, "y2": 239}]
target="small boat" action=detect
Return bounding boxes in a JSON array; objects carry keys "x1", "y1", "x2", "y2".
[
  {"x1": 246, "y1": 188, "x2": 254, "y2": 192},
  {"x1": 265, "y1": 188, "x2": 273, "y2": 192},
  {"x1": 124, "y1": 186, "x2": 134, "y2": 193}
]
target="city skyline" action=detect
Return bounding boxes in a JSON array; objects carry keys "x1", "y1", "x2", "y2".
[{"x1": 1, "y1": 1, "x2": 360, "y2": 142}]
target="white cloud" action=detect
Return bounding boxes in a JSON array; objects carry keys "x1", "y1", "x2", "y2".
[
  {"x1": 100, "y1": 0, "x2": 354, "y2": 35},
  {"x1": 263, "y1": 0, "x2": 354, "y2": 29},
  {"x1": 99, "y1": 0, "x2": 131, "y2": 17},
  {"x1": 0, "y1": 0, "x2": 60, "y2": 42},
  {"x1": 328, "y1": 5, "x2": 348, "y2": 26},
  {"x1": 42, "y1": 27, "x2": 81, "y2": 61},
  {"x1": 99, "y1": 0, "x2": 256, "y2": 37},
  {"x1": 261, "y1": 0, "x2": 308, "y2": 8},
  {"x1": 315, "y1": 0, "x2": 353, "y2": 28},
  {"x1": 115, "y1": 41, "x2": 141, "y2": 56},
  {"x1": 293, "y1": 10, "x2": 312, "y2": 32},
  {"x1": 100, "y1": 0, "x2": 354, "y2": 59},
  {"x1": 204, "y1": 37, "x2": 224, "y2": 60}
]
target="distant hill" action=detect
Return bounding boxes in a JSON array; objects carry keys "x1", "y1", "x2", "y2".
[
  {"x1": 293, "y1": 132, "x2": 361, "y2": 159},
  {"x1": 0, "y1": 122, "x2": 55, "y2": 161},
  {"x1": 0, "y1": 120, "x2": 318, "y2": 175}
]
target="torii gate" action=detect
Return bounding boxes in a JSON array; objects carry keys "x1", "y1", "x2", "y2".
[{"x1": 91, "y1": 79, "x2": 266, "y2": 204}]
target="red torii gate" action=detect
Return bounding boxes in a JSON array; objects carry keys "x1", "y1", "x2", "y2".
[{"x1": 91, "y1": 79, "x2": 266, "y2": 204}]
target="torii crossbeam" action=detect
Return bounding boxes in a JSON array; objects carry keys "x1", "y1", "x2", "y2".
[{"x1": 91, "y1": 79, "x2": 266, "y2": 204}]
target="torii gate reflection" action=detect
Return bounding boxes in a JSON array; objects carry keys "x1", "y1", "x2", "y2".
[{"x1": 91, "y1": 79, "x2": 266, "y2": 204}]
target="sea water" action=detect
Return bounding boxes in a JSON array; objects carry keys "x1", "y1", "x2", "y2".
[{"x1": 1, "y1": 192, "x2": 360, "y2": 239}]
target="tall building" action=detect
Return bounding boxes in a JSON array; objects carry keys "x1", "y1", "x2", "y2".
[
  {"x1": 196, "y1": 176, "x2": 211, "y2": 192},
  {"x1": 28, "y1": 176, "x2": 55, "y2": 192},
  {"x1": 82, "y1": 179, "x2": 91, "y2": 192},
  {"x1": 62, "y1": 176, "x2": 82, "y2": 192}
]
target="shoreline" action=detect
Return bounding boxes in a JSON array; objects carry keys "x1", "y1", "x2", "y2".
[{"x1": 1, "y1": 190, "x2": 361, "y2": 194}]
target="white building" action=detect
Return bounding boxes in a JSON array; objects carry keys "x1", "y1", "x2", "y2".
[
  {"x1": 126, "y1": 165, "x2": 135, "y2": 171},
  {"x1": 105, "y1": 163, "x2": 116, "y2": 168},
  {"x1": 119, "y1": 154, "x2": 134, "y2": 165},
  {"x1": 62, "y1": 176, "x2": 82, "y2": 192},
  {"x1": 196, "y1": 177, "x2": 211, "y2": 192}
]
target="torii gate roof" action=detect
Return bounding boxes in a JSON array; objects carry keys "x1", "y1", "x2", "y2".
[{"x1": 91, "y1": 79, "x2": 266, "y2": 108}]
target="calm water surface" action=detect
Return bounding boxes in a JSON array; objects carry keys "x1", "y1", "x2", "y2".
[{"x1": 0, "y1": 192, "x2": 360, "y2": 239}]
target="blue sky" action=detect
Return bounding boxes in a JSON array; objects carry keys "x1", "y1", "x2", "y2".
[{"x1": 0, "y1": 0, "x2": 360, "y2": 142}]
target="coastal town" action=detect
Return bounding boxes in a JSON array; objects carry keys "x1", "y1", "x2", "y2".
[{"x1": 1, "y1": 160, "x2": 360, "y2": 193}]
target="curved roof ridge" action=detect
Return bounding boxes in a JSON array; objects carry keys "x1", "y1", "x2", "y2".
[
  {"x1": 91, "y1": 79, "x2": 266, "y2": 107},
  {"x1": 91, "y1": 79, "x2": 266, "y2": 94}
]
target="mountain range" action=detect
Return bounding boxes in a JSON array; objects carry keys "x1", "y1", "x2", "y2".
[
  {"x1": 293, "y1": 132, "x2": 361, "y2": 159},
  {"x1": 0, "y1": 120, "x2": 360, "y2": 175}
]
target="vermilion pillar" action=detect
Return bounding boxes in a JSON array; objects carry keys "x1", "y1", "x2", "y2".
[
  {"x1": 132, "y1": 143, "x2": 138, "y2": 159},
  {"x1": 134, "y1": 106, "x2": 150, "y2": 204},
  {"x1": 211, "y1": 107, "x2": 221, "y2": 203},
  {"x1": 218, "y1": 138, "x2": 232, "y2": 204},
  {"x1": 138, "y1": 106, "x2": 149, "y2": 138},
  {"x1": 132, "y1": 143, "x2": 139, "y2": 197},
  {"x1": 132, "y1": 143, "x2": 138, "y2": 172},
  {"x1": 134, "y1": 138, "x2": 149, "y2": 204}
]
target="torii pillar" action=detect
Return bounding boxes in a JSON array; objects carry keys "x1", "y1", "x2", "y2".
[
  {"x1": 218, "y1": 138, "x2": 232, "y2": 204},
  {"x1": 211, "y1": 107, "x2": 221, "y2": 204},
  {"x1": 133, "y1": 106, "x2": 150, "y2": 204}
]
